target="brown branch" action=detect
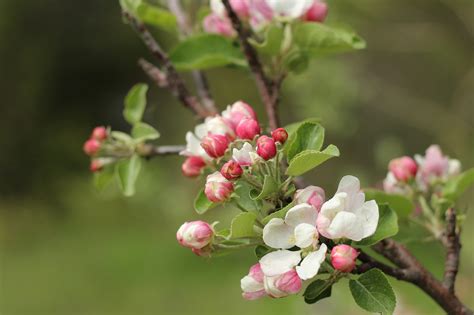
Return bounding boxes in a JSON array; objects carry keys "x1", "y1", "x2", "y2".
[
  {"x1": 123, "y1": 11, "x2": 213, "y2": 118},
  {"x1": 221, "y1": 0, "x2": 280, "y2": 130},
  {"x1": 138, "y1": 58, "x2": 168, "y2": 88},
  {"x1": 137, "y1": 144, "x2": 185, "y2": 158},
  {"x1": 442, "y1": 208, "x2": 461, "y2": 293}
]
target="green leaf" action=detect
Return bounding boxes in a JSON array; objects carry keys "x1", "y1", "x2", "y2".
[
  {"x1": 255, "y1": 245, "x2": 271, "y2": 259},
  {"x1": 293, "y1": 22, "x2": 366, "y2": 57},
  {"x1": 119, "y1": 0, "x2": 140, "y2": 13},
  {"x1": 283, "y1": 49, "x2": 309, "y2": 74},
  {"x1": 356, "y1": 204, "x2": 399, "y2": 246},
  {"x1": 349, "y1": 269, "x2": 396, "y2": 315},
  {"x1": 131, "y1": 122, "x2": 160, "y2": 142},
  {"x1": 250, "y1": 175, "x2": 279, "y2": 200},
  {"x1": 304, "y1": 279, "x2": 332, "y2": 304},
  {"x1": 136, "y1": 3, "x2": 177, "y2": 32},
  {"x1": 229, "y1": 212, "x2": 258, "y2": 239},
  {"x1": 110, "y1": 131, "x2": 134, "y2": 144},
  {"x1": 364, "y1": 189, "x2": 413, "y2": 219},
  {"x1": 262, "y1": 201, "x2": 295, "y2": 225},
  {"x1": 115, "y1": 155, "x2": 142, "y2": 197},
  {"x1": 249, "y1": 25, "x2": 284, "y2": 55},
  {"x1": 286, "y1": 122, "x2": 325, "y2": 161},
  {"x1": 124, "y1": 83, "x2": 148, "y2": 125},
  {"x1": 286, "y1": 145, "x2": 340, "y2": 176},
  {"x1": 93, "y1": 165, "x2": 115, "y2": 191},
  {"x1": 194, "y1": 189, "x2": 216, "y2": 214},
  {"x1": 233, "y1": 182, "x2": 262, "y2": 212},
  {"x1": 170, "y1": 34, "x2": 247, "y2": 71},
  {"x1": 443, "y1": 168, "x2": 474, "y2": 202}
]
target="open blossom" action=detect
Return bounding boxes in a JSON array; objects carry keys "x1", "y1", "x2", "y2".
[
  {"x1": 259, "y1": 244, "x2": 327, "y2": 281},
  {"x1": 263, "y1": 204, "x2": 318, "y2": 249},
  {"x1": 221, "y1": 160, "x2": 243, "y2": 180},
  {"x1": 265, "y1": 0, "x2": 313, "y2": 20},
  {"x1": 331, "y1": 244, "x2": 358, "y2": 273},
  {"x1": 257, "y1": 136, "x2": 277, "y2": 160},
  {"x1": 317, "y1": 175, "x2": 379, "y2": 241},
  {"x1": 201, "y1": 116, "x2": 235, "y2": 139},
  {"x1": 389, "y1": 156, "x2": 418, "y2": 182},
  {"x1": 201, "y1": 134, "x2": 230, "y2": 158},
  {"x1": 83, "y1": 138, "x2": 101, "y2": 156},
  {"x1": 203, "y1": 13, "x2": 235, "y2": 37},
  {"x1": 294, "y1": 186, "x2": 325, "y2": 211},
  {"x1": 236, "y1": 118, "x2": 261, "y2": 140},
  {"x1": 415, "y1": 145, "x2": 461, "y2": 186},
  {"x1": 177, "y1": 221, "x2": 214, "y2": 249},
  {"x1": 304, "y1": 0, "x2": 328, "y2": 22},
  {"x1": 222, "y1": 100, "x2": 257, "y2": 130},
  {"x1": 182, "y1": 156, "x2": 206, "y2": 177},
  {"x1": 241, "y1": 263, "x2": 267, "y2": 300},
  {"x1": 248, "y1": 0, "x2": 273, "y2": 31},
  {"x1": 205, "y1": 172, "x2": 234, "y2": 202},
  {"x1": 232, "y1": 142, "x2": 260, "y2": 166}
]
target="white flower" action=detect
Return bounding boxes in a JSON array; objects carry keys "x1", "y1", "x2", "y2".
[
  {"x1": 259, "y1": 244, "x2": 327, "y2": 281},
  {"x1": 210, "y1": 0, "x2": 226, "y2": 17},
  {"x1": 317, "y1": 175, "x2": 379, "y2": 241},
  {"x1": 263, "y1": 204, "x2": 318, "y2": 249},
  {"x1": 265, "y1": 0, "x2": 313, "y2": 20},
  {"x1": 181, "y1": 130, "x2": 211, "y2": 161},
  {"x1": 203, "y1": 116, "x2": 235, "y2": 138},
  {"x1": 232, "y1": 142, "x2": 261, "y2": 166}
]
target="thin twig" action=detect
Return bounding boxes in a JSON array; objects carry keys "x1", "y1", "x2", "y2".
[
  {"x1": 138, "y1": 58, "x2": 168, "y2": 88},
  {"x1": 167, "y1": 0, "x2": 217, "y2": 113},
  {"x1": 221, "y1": 0, "x2": 280, "y2": 130},
  {"x1": 123, "y1": 11, "x2": 212, "y2": 118},
  {"x1": 442, "y1": 208, "x2": 461, "y2": 293}
]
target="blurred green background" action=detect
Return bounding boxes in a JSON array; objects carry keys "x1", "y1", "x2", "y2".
[{"x1": 1, "y1": 0, "x2": 473, "y2": 314}]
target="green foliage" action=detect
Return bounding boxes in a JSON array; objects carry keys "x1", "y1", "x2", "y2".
[
  {"x1": 293, "y1": 23, "x2": 366, "y2": 57},
  {"x1": 233, "y1": 182, "x2": 262, "y2": 212},
  {"x1": 364, "y1": 189, "x2": 413, "y2": 219},
  {"x1": 169, "y1": 34, "x2": 246, "y2": 71},
  {"x1": 249, "y1": 25, "x2": 285, "y2": 55},
  {"x1": 131, "y1": 122, "x2": 160, "y2": 142},
  {"x1": 285, "y1": 122, "x2": 325, "y2": 160},
  {"x1": 254, "y1": 245, "x2": 271, "y2": 259},
  {"x1": 304, "y1": 279, "x2": 332, "y2": 304},
  {"x1": 356, "y1": 204, "x2": 399, "y2": 246},
  {"x1": 286, "y1": 145, "x2": 340, "y2": 176},
  {"x1": 123, "y1": 83, "x2": 148, "y2": 125},
  {"x1": 250, "y1": 175, "x2": 279, "y2": 200},
  {"x1": 349, "y1": 269, "x2": 396, "y2": 315},
  {"x1": 93, "y1": 165, "x2": 115, "y2": 191},
  {"x1": 194, "y1": 189, "x2": 216, "y2": 214},
  {"x1": 136, "y1": 2, "x2": 177, "y2": 32},
  {"x1": 262, "y1": 201, "x2": 295, "y2": 225},
  {"x1": 115, "y1": 154, "x2": 142, "y2": 197},
  {"x1": 443, "y1": 168, "x2": 474, "y2": 202},
  {"x1": 229, "y1": 212, "x2": 258, "y2": 239}
]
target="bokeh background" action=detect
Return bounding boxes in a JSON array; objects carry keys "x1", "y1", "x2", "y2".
[{"x1": 1, "y1": 0, "x2": 473, "y2": 314}]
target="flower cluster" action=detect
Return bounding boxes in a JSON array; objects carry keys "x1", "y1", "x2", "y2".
[
  {"x1": 203, "y1": 0, "x2": 328, "y2": 37},
  {"x1": 383, "y1": 145, "x2": 461, "y2": 195},
  {"x1": 82, "y1": 126, "x2": 112, "y2": 172}
]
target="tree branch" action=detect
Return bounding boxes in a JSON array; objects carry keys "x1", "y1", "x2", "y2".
[
  {"x1": 123, "y1": 11, "x2": 213, "y2": 118},
  {"x1": 138, "y1": 58, "x2": 168, "y2": 88},
  {"x1": 221, "y1": 0, "x2": 280, "y2": 130},
  {"x1": 167, "y1": 0, "x2": 217, "y2": 113},
  {"x1": 442, "y1": 208, "x2": 461, "y2": 293}
]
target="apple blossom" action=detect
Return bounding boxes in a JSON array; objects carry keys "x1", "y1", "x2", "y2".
[
  {"x1": 182, "y1": 156, "x2": 206, "y2": 177},
  {"x1": 83, "y1": 138, "x2": 101, "y2": 156},
  {"x1": 241, "y1": 263, "x2": 267, "y2": 300},
  {"x1": 90, "y1": 159, "x2": 103, "y2": 172},
  {"x1": 221, "y1": 160, "x2": 243, "y2": 180},
  {"x1": 331, "y1": 244, "x2": 358, "y2": 273},
  {"x1": 257, "y1": 136, "x2": 277, "y2": 160},
  {"x1": 201, "y1": 134, "x2": 230, "y2": 158},
  {"x1": 389, "y1": 156, "x2": 418, "y2": 182},
  {"x1": 304, "y1": 0, "x2": 328, "y2": 22},
  {"x1": 415, "y1": 145, "x2": 461, "y2": 187},
  {"x1": 232, "y1": 142, "x2": 260, "y2": 166},
  {"x1": 203, "y1": 13, "x2": 235, "y2": 37},
  {"x1": 248, "y1": 0, "x2": 273, "y2": 31},
  {"x1": 181, "y1": 130, "x2": 211, "y2": 161},
  {"x1": 210, "y1": 0, "x2": 250, "y2": 18},
  {"x1": 202, "y1": 116, "x2": 235, "y2": 139},
  {"x1": 91, "y1": 126, "x2": 108, "y2": 141},
  {"x1": 177, "y1": 220, "x2": 214, "y2": 249},
  {"x1": 383, "y1": 171, "x2": 410, "y2": 195},
  {"x1": 265, "y1": 0, "x2": 313, "y2": 20},
  {"x1": 204, "y1": 172, "x2": 234, "y2": 202},
  {"x1": 317, "y1": 175, "x2": 379, "y2": 241},
  {"x1": 263, "y1": 203, "x2": 318, "y2": 249},
  {"x1": 294, "y1": 186, "x2": 325, "y2": 211},
  {"x1": 236, "y1": 118, "x2": 261, "y2": 140},
  {"x1": 271, "y1": 128, "x2": 288, "y2": 144},
  {"x1": 222, "y1": 100, "x2": 257, "y2": 129},
  {"x1": 264, "y1": 269, "x2": 302, "y2": 298}
]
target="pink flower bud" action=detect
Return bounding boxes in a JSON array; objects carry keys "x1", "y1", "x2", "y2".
[
  {"x1": 294, "y1": 186, "x2": 325, "y2": 211},
  {"x1": 388, "y1": 156, "x2": 418, "y2": 182},
  {"x1": 264, "y1": 269, "x2": 302, "y2": 298},
  {"x1": 176, "y1": 221, "x2": 214, "y2": 249},
  {"x1": 204, "y1": 172, "x2": 234, "y2": 202},
  {"x1": 230, "y1": 0, "x2": 250, "y2": 18},
  {"x1": 236, "y1": 118, "x2": 261, "y2": 140},
  {"x1": 256, "y1": 136, "x2": 277, "y2": 160},
  {"x1": 201, "y1": 134, "x2": 230, "y2": 158},
  {"x1": 83, "y1": 138, "x2": 101, "y2": 156},
  {"x1": 241, "y1": 263, "x2": 267, "y2": 300},
  {"x1": 192, "y1": 247, "x2": 212, "y2": 257},
  {"x1": 271, "y1": 128, "x2": 288, "y2": 144},
  {"x1": 331, "y1": 244, "x2": 359, "y2": 273},
  {"x1": 89, "y1": 159, "x2": 103, "y2": 172},
  {"x1": 203, "y1": 13, "x2": 235, "y2": 37},
  {"x1": 221, "y1": 160, "x2": 243, "y2": 180},
  {"x1": 222, "y1": 100, "x2": 257, "y2": 129},
  {"x1": 182, "y1": 156, "x2": 206, "y2": 177},
  {"x1": 304, "y1": 0, "x2": 328, "y2": 22},
  {"x1": 91, "y1": 126, "x2": 108, "y2": 141}
]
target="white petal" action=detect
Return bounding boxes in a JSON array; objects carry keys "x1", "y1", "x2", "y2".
[
  {"x1": 265, "y1": 0, "x2": 313, "y2": 19},
  {"x1": 448, "y1": 159, "x2": 461, "y2": 177},
  {"x1": 210, "y1": 0, "x2": 226, "y2": 16},
  {"x1": 285, "y1": 203, "x2": 318, "y2": 228},
  {"x1": 327, "y1": 211, "x2": 358, "y2": 240},
  {"x1": 241, "y1": 275, "x2": 264, "y2": 293},
  {"x1": 296, "y1": 244, "x2": 327, "y2": 280},
  {"x1": 194, "y1": 123, "x2": 208, "y2": 139},
  {"x1": 263, "y1": 218, "x2": 295, "y2": 249},
  {"x1": 294, "y1": 223, "x2": 317, "y2": 249},
  {"x1": 352, "y1": 200, "x2": 379, "y2": 241},
  {"x1": 337, "y1": 175, "x2": 365, "y2": 210},
  {"x1": 260, "y1": 250, "x2": 301, "y2": 277}
]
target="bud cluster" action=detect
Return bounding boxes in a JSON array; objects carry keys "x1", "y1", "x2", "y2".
[{"x1": 82, "y1": 126, "x2": 110, "y2": 172}]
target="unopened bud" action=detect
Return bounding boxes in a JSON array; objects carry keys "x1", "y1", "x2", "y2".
[
  {"x1": 389, "y1": 156, "x2": 418, "y2": 181},
  {"x1": 91, "y1": 126, "x2": 108, "y2": 141},
  {"x1": 236, "y1": 118, "x2": 261, "y2": 140},
  {"x1": 204, "y1": 172, "x2": 234, "y2": 202},
  {"x1": 331, "y1": 244, "x2": 358, "y2": 273},
  {"x1": 256, "y1": 136, "x2": 277, "y2": 160},
  {"x1": 83, "y1": 139, "x2": 101, "y2": 156},
  {"x1": 201, "y1": 134, "x2": 230, "y2": 158},
  {"x1": 304, "y1": 0, "x2": 328, "y2": 22},
  {"x1": 221, "y1": 160, "x2": 243, "y2": 180},
  {"x1": 176, "y1": 221, "x2": 214, "y2": 249},
  {"x1": 182, "y1": 156, "x2": 206, "y2": 177},
  {"x1": 271, "y1": 128, "x2": 288, "y2": 144}
]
